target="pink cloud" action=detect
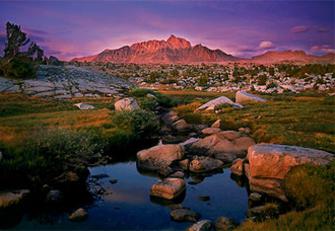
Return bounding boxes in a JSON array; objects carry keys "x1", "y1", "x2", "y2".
[
  {"x1": 310, "y1": 45, "x2": 335, "y2": 53},
  {"x1": 291, "y1": 25, "x2": 309, "y2": 33},
  {"x1": 259, "y1": 40, "x2": 274, "y2": 49}
]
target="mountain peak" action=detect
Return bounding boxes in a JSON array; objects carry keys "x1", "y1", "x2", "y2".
[{"x1": 167, "y1": 34, "x2": 191, "y2": 49}]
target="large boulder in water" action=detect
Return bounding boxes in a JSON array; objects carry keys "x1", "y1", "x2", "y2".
[
  {"x1": 246, "y1": 144, "x2": 334, "y2": 201},
  {"x1": 235, "y1": 90, "x2": 267, "y2": 104},
  {"x1": 114, "y1": 97, "x2": 140, "y2": 111},
  {"x1": 137, "y1": 144, "x2": 184, "y2": 171},
  {"x1": 196, "y1": 96, "x2": 243, "y2": 111},
  {"x1": 150, "y1": 178, "x2": 186, "y2": 200}
]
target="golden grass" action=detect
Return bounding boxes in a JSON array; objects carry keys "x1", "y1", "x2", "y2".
[{"x1": 0, "y1": 108, "x2": 111, "y2": 143}]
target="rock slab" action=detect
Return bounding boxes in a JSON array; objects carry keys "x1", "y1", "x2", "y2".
[{"x1": 150, "y1": 178, "x2": 186, "y2": 200}]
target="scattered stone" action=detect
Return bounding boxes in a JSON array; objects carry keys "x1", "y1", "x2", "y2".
[
  {"x1": 189, "y1": 156, "x2": 224, "y2": 173},
  {"x1": 150, "y1": 178, "x2": 186, "y2": 200},
  {"x1": 187, "y1": 220, "x2": 212, "y2": 231},
  {"x1": 249, "y1": 192, "x2": 262, "y2": 202},
  {"x1": 247, "y1": 203, "x2": 279, "y2": 219},
  {"x1": 220, "y1": 130, "x2": 241, "y2": 140},
  {"x1": 170, "y1": 208, "x2": 200, "y2": 222},
  {"x1": 0, "y1": 190, "x2": 30, "y2": 209},
  {"x1": 114, "y1": 97, "x2": 140, "y2": 111},
  {"x1": 169, "y1": 171, "x2": 185, "y2": 179},
  {"x1": 162, "y1": 111, "x2": 179, "y2": 125},
  {"x1": 230, "y1": 158, "x2": 244, "y2": 176},
  {"x1": 137, "y1": 144, "x2": 184, "y2": 171},
  {"x1": 74, "y1": 102, "x2": 95, "y2": 110},
  {"x1": 235, "y1": 90, "x2": 267, "y2": 104},
  {"x1": 215, "y1": 216, "x2": 236, "y2": 231},
  {"x1": 179, "y1": 159, "x2": 190, "y2": 171},
  {"x1": 158, "y1": 167, "x2": 175, "y2": 177},
  {"x1": 211, "y1": 119, "x2": 222, "y2": 128},
  {"x1": 201, "y1": 127, "x2": 221, "y2": 135},
  {"x1": 173, "y1": 119, "x2": 190, "y2": 132},
  {"x1": 46, "y1": 190, "x2": 63, "y2": 203},
  {"x1": 69, "y1": 208, "x2": 88, "y2": 221},
  {"x1": 180, "y1": 137, "x2": 199, "y2": 147},
  {"x1": 238, "y1": 127, "x2": 251, "y2": 134},
  {"x1": 196, "y1": 96, "x2": 243, "y2": 111}
]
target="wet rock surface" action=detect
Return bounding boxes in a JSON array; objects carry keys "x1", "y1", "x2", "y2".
[
  {"x1": 150, "y1": 178, "x2": 186, "y2": 200},
  {"x1": 187, "y1": 219, "x2": 212, "y2": 231},
  {"x1": 170, "y1": 208, "x2": 200, "y2": 222}
]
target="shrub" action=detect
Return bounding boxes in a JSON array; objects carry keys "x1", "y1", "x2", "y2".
[
  {"x1": 111, "y1": 109, "x2": 160, "y2": 139},
  {"x1": 257, "y1": 75, "x2": 267, "y2": 85},
  {"x1": 129, "y1": 88, "x2": 179, "y2": 108},
  {"x1": 0, "y1": 128, "x2": 103, "y2": 188},
  {"x1": 284, "y1": 162, "x2": 335, "y2": 209},
  {"x1": 1, "y1": 56, "x2": 36, "y2": 79}
]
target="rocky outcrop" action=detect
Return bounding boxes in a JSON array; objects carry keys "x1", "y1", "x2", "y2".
[
  {"x1": 0, "y1": 65, "x2": 132, "y2": 98},
  {"x1": 248, "y1": 144, "x2": 334, "y2": 179},
  {"x1": 170, "y1": 208, "x2": 200, "y2": 222},
  {"x1": 189, "y1": 156, "x2": 224, "y2": 173},
  {"x1": 150, "y1": 178, "x2": 186, "y2": 200},
  {"x1": 114, "y1": 97, "x2": 140, "y2": 111},
  {"x1": 190, "y1": 131, "x2": 255, "y2": 162},
  {"x1": 196, "y1": 96, "x2": 243, "y2": 111},
  {"x1": 137, "y1": 144, "x2": 184, "y2": 171},
  {"x1": 246, "y1": 144, "x2": 334, "y2": 201},
  {"x1": 235, "y1": 91, "x2": 267, "y2": 104},
  {"x1": 187, "y1": 220, "x2": 212, "y2": 231}
]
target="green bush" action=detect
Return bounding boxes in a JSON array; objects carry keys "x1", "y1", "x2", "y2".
[
  {"x1": 257, "y1": 75, "x2": 267, "y2": 85},
  {"x1": 0, "y1": 128, "x2": 103, "y2": 188},
  {"x1": 129, "y1": 88, "x2": 179, "y2": 108},
  {"x1": 111, "y1": 109, "x2": 160, "y2": 139},
  {"x1": 1, "y1": 56, "x2": 36, "y2": 79}
]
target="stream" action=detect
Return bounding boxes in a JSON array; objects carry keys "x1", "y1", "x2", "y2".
[{"x1": 10, "y1": 160, "x2": 249, "y2": 230}]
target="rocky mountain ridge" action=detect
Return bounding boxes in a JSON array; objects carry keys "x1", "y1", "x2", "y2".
[{"x1": 72, "y1": 35, "x2": 334, "y2": 64}]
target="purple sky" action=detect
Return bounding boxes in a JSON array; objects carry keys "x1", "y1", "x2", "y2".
[{"x1": 0, "y1": 0, "x2": 334, "y2": 60}]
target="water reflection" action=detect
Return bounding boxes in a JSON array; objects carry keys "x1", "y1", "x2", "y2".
[{"x1": 10, "y1": 160, "x2": 249, "y2": 230}]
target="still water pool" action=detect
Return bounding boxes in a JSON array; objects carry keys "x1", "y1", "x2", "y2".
[{"x1": 12, "y1": 161, "x2": 249, "y2": 230}]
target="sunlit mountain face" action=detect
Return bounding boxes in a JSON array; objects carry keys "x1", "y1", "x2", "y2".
[{"x1": 0, "y1": 0, "x2": 334, "y2": 61}]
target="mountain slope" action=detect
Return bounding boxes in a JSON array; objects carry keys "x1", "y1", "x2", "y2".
[
  {"x1": 72, "y1": 35, "x2": 238, "y2": 64},
  {"x1": 248, "y1": 50, "x2": 335, "y2": 64}
]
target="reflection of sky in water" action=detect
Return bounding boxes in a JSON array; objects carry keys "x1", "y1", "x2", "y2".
[{"x1": 13, "y1": 161, "x2": 248, "y2": 230}]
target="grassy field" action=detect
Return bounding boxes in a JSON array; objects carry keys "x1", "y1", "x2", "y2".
[{"x1": 174, "y1": 93, "x2": 335, "y2": 153}]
